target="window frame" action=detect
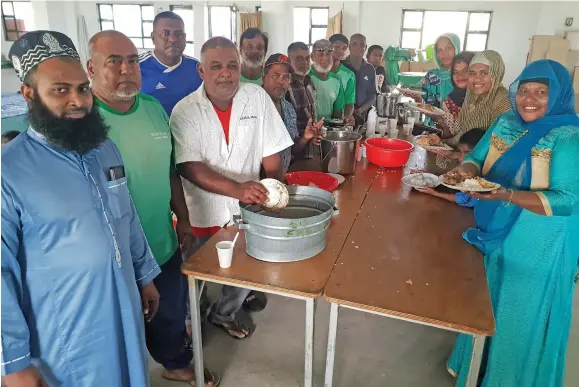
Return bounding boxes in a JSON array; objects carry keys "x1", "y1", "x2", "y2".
[
  {"x1": 294, "y1": 6, "x2": 329, "y2": 48},
  {"x1": 170, "y1": 4, "x2": 194, "y2": 48},
  {"x1": 97, "y1": 3, "x2": 155, "y2": 49},
  {"x1": 399, "y1": 9, "x2": 493, "y2": 51},
  {"x1": 2, "y1": 1, "x2": 32, "y2": 41},
  {"x1": 206, "y1": 5, "x2": 237, "y2": 43}
]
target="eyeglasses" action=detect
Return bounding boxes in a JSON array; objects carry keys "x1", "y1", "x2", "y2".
[
  {"x1": 313, "y1": 48, "x2": 333, "y2": 53},
  {"x1": 270, "y1": 72, "x2": 291, "y2": 82}
]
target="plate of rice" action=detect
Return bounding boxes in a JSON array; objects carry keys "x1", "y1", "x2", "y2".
[
  {"x1": 441, "y1": 172, "x2": 500, "y2": 192},
  {"x1": 402, "y1": 173, "x2": 442, "y2": 189}
]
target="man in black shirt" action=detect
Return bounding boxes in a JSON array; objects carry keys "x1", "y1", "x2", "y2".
[
  {"x1": 343, "y1": 33, "x2": 377, "y2": 123},
  {"x1": 367, "y1": 44, "x2": 388, "y2": 93}
]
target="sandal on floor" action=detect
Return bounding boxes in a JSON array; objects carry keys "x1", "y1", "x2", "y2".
[
  {"x1": 161, "y1": 368, "x2": 220, "y2": 387},
  {"x1": 210, "y1": 318, "x2": 254, "y2": 340}
]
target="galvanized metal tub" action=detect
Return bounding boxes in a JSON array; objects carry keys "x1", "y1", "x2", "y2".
[
  {"x1": 234, "y1": 186, "x2": 338, "y2": 262},
  {"x1": 320, "y1": 131, "x2": 362, "y2": 175}
]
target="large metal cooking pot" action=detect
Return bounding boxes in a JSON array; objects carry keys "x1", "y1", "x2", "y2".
[
  {"x1": 234, "y1": 186, "x2": 338, "y2": 262},
  {"x1": 320, "y1": 131, "x2": 362, "y2": 175}
]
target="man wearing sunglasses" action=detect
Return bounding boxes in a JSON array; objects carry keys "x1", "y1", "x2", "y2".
[{"x1": 308, "y1": 39, "x2": 345, "y2": 123}]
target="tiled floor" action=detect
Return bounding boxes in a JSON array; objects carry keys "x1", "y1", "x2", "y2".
[{"x1": 150, "y1": 287, "x2": 579, "y2": 386}]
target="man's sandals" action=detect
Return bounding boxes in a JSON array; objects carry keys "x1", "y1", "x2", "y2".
[
  {"x1": 210, "y1": 317, "x2": 254, "y2": 340},
  {"x1": 161, "y1": 367, "x2": 220, "y2": 387}
]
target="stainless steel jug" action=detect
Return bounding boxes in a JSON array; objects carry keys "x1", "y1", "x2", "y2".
[{"x1": 320, "y1": 131, "x2": 362, "y2": 175}]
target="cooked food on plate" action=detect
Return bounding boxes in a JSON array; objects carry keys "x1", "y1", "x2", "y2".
[
  {"x1": 416, "y1": 103, "x2": 436, "y2": 113},
  {"x1": 442, "y1": 171, "x2": 499, "y2": 191},
  {"x1": 416, "y1": 133, "x2": 442, "y2": 147},
  {"x1": 443, "y1": 171, "x2": 473, "y2": 186}
]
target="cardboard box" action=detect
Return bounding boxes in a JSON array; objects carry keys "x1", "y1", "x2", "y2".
[
  {"x1": 573, "y1": 67, "x2": 579, "y2": 93},
  {"x1": 400, "y1": 60, "x2": 437, "y2": 72},
  {"x1": 567, "y1": 50, "x2": 579, "y2": 73},
  {"x1": 527, "y1": 35, "x2": 570, "y2": 66},
  {"x1": 409, "y1": 62, "x2": 423, "y2": 72},
  {"x1": 421, "y1": 60, "x2": 437, "y2": 71}
]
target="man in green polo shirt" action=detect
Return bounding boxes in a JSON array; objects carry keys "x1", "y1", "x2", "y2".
[
  {"x1": 309, "y1": 39, "x2": 345, "y2": 121},
  {"x1": 88, "y1": 30, "x2": 219, "y2": 387},
  {"x1": 239, "y1": 27, "x2": 267, "y2": 85},
  {"x1": 329, "y1": 34, "x2": 356, "y2": 126}
]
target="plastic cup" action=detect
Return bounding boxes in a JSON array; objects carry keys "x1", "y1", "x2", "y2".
[
  {"x1": 390, "y1": 129, "x2": 399, "y2": 138},
  {"x1": 378, "y1": 123, "x2": 388, "y2": 137},
  {"x1": 407, "y1": 117, "x2": 416, "y2": 128},
  {"x1": 389, "y1": 118, "x2": 398, "y2": 131},
  {"x1": 402, "y1": 124, "x2": 412, "y2": 135},
  {"x1": 216, "y1": 241, "x2": 234, "y2": 268}
]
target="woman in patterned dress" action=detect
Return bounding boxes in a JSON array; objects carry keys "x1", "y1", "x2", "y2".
[{"x1": 447, "y1": 59, "x2": 579, "y2": 387}]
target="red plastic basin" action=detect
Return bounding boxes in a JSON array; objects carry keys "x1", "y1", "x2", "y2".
[
  {"x1": 285, "y1": 171, "x2": 339, "y2": 192},
  {"x1": 364, "y1": 138, "x2": 414, "y2": 168}
]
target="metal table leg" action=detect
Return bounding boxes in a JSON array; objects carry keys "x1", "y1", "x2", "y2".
[
  {"x1": 324, "y1": 303, "x2": 339, "y2": 387},
  {"x1": 466, "y1": 334, "x2": 485, "y2": 387},
  {"x1": 304, "y1": 298, "x2": 316, "y2": 387},
  {"x1": 188, "y1": 276, "x2": 205, "y2": 387}
]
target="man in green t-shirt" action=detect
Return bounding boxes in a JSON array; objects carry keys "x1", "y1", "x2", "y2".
[
  {"x1": 329, "y1": 34, "x2": 356, "y2": 126},
  {"x1": 308, "y1": 39, "x2": 345, "y2": 121},
  {"x1": 88, "y1": 31, "x2": 219, "y2": 387},
  {"x1": 239, "y1": 27, "x2": 267, "y2": 85}
]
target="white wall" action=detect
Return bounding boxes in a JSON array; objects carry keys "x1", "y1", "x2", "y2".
[
  {"x1": 1, "y1": 0, "x2": 574, "y2": 92},
  {"x1": 536, "y1": 1, "x2": 579, "y2": 37},
  {"x1": 359, "y1": 1, "x2": 543, "y2": 85}
]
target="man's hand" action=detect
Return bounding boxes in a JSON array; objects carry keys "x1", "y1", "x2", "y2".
[
  {"x1": 3, "y1": 366, "x2": 47, "y2": 387},
  {"x1": 175, "y1": 219, "x2": 195, "y2": 254},
  {"x1": 140, "y1": 281, "x2": 160, "y2": 322},
  {"x1": 414, "y1": 186, "x2": 436, "y2": 195},
  {"x1": 304, "y1": 119, "x2": 325, "y2": 145},
  {"x1": 234, "y1": 181, "x2": 268, "y2": 204},
  {"x1": 343, "y1": 115, "x2": 355, "y2": 126}
]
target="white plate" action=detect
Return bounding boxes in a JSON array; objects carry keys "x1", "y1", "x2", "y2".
[
  {"x1": 328, "y1": 173, "x2": 346, "y2": 185},
  {"x1": 407, "y1": 102, "x2": 445, "y2": 116},
  {"x1": 402, "y1": 173, "x2": 442, "y2": 189},
  {"x1": 415, "y1": 135, "x2": 453, "y2": 151},
  {"x1": 441, "y1": 178, "x2": 501, "y2": 193},
  {"x1": 260, "y1": 178, "x2": 289, "y2": 211},
  {"x1": 396, "y1": 87, "x2": 424, "y2": 96}
]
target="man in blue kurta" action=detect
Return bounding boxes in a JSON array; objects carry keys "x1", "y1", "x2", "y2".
[
  {"x1": 139, "y1": 11, "x2": 202, "y2": 116},
  {"x1": 1, "y1": 31, "x2": 161, "y2": 387}
]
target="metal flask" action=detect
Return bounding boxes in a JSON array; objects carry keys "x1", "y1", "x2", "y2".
[
  {"x1": 383, "y1": 93, "x2": 402, "y2": 118},
  {"x1": 320, "y1": 131, "x2": 362, "y2": 175}
]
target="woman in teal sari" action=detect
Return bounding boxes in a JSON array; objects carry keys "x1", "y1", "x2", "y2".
[{"x1": 447, "y1": 59, "x2": 579, "y2": 386}]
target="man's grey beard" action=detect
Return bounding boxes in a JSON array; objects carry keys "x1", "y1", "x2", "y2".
[
  {"x1": 111, "y1": 89, "x2": 138, "y2": 100},
  {"x1": 312, "y1": 62, "x2": 332, "y2": 74},
  {"x1": 294, "y1": 64, "x2": 311, "y2": 76},
  {"x1": 241, "y1": 52, "x2": 264, "y2": 69}
]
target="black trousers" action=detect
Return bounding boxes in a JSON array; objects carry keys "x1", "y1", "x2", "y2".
[{"x1": 145, "y1": 249, "x2": 192, "y2": 370}]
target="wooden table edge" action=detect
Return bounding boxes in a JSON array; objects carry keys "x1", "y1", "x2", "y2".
[
  {"x1": 183, "y1": 270, "x2": 324, "y2": 299},
  {"x1": 323, "y1": 295, "x2": 496, "y2": 336}
]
